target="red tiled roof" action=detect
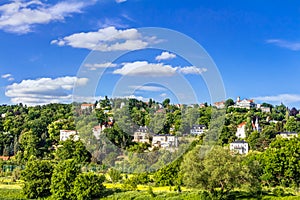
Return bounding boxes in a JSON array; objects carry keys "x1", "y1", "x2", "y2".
[{"x1": 238, "y1": 122, "x2": 247, "y2": 127}]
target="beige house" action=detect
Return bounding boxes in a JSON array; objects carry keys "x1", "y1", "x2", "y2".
[{"x1": 133, "y1": 126, "x2": 150, "y2": 143}]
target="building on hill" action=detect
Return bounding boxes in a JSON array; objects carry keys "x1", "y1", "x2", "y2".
[
  {"x1": 214, "y1": 101, "x2": 225, "y2": 109},
  {"x1": 152, "y1": 134, "x2": 178, "y2": 148},
  {"x1": 236, "y1": 122, "x2": 247, "y2": 139},
  {"x1": 81, "y1": 103, "x2": 94, "y2": 110},
  {"x1": 133, "y1": 126, "x2": 150, "y2": 143},
  {"x1": 190, "y1": 124, "x2": 206, "y2": 135},
  {"x1": 252, "y1": 117, "x2": 261, "y2": 132},
  {"x1": 60, "y1": 130, "x2": 79, "y2": 141},
  {"x1": 92, "y1": 125, "x2": 106, "y2": 140},
  {"x1": 234, "y1": 96, "x2": 256, "y2": 109},
  {"x1": 230, "y1": 140, "x2": 249, "y2": 154},
  {"x1": 277, "y1": 132, "x2": 298, "y2": 139}
]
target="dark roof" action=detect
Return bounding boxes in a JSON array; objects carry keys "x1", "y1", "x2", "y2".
[
  {"x1": 135, "y1": 126, "x2": 149, "y2": 132},
  {"x1": 231, "y1": 140, "x2": 248, "y2": 144}
]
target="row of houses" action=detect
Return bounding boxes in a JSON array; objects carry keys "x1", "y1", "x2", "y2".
[{"x1": 214, "y1": 97, "x2": 271, "y2": 112}]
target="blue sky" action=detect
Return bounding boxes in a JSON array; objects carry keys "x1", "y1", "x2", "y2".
[{"x1": 1, "y1": 0, "x2": 300, "y2": 107}]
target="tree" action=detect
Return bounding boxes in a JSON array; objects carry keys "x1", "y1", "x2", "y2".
[
  {"x1": 284, "y1": 116, "x2": 298, "y2": 132},
  {"x1": 72, "y1": 172, "x2": 105, "y2": 200},
  {"x1": 55, "y1": 139, "x2": 91, "y2": 163},
  {"x1": 51, "y1": 159, "x2": 81, "y2": 200},
  {"x1": 181, "y1": 146, "x2": 250, "y2": 198},
  {"x1": 225, "y1": 99, "x2": 235, "y2": 108},
  {"x1": 21, "y1": 159, "x2": 54, "y2": 199},
  {"x1": 162, "y1": 98, "x2": 170, "y2": 108}
]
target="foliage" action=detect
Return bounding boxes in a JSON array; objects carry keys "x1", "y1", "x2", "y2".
[
  {"x1": 72, "y1": 172, "x2": 106, "y2": 200},
  {"x1": 50, "y1": 159, "x2": 81, "y2": 200},
  {"x1": 107, "y1": 168, "x2": 122, "y2": 183},
  {"x1": 21, "y1": 159, "x2": 54, "y2": 199}
]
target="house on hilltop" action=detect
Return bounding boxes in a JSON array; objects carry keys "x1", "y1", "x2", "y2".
[
  {"x1": 132, "y1": 126, "x2": 150, "y2": 143},
  {"x1": 214, "y1": 101, "x2": 225, "y2": 109},
  {"x1": 234, "y1": 96, "x2": 256, "y2": 109},
  {"x1": 81, "y1": 103, "x2": 94, "y2": 110},
  {"x1": 152, "y1": 134, "x2": 178, "y2": 148}
]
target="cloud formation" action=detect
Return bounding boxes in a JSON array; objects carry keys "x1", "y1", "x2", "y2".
[
  {"x1": 113, "y1": 61, "x2": 177, "y2": 76},
  {"x1": 51, "y1": 26, "x2": 158, "y2": 51},
  {"x1": 266, "y1": 39, "x2": 300, "y2": 51},
  {"x1": 0, "y1": 0, "x2": 94, "y2": 34},
  {"x1": 253, "y1": 94, "x2": 300, "y2": 104},
  {"x1": 84, "y1": 62, "x2": 117, "y2": 70},
  {"x1": 5, "y1": 76, "x2": 88, "y2": 105},
  {"x1": 1, "y1": 73, "x2": 14, "y2": 81},
  {"x1": 155, "y1": 51, "x2": 176, "y2": 61},
  {"x1": 112, "y1": 61, "x2": 208, "y2": 76}
]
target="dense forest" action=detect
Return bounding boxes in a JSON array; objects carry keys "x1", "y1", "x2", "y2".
[{"x1": 1, "y1": 98, "x2": 300, "y2": 199}]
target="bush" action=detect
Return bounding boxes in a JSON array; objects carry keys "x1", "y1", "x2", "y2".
[
  {"x1": 273, "y1": 187, "x2": 285, "y2": 197},
  {"x1": 72, "y1": 172, "x2": 106, "y2": 200}
]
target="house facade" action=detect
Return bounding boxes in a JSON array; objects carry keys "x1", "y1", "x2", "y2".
[
  {"x1": 60, "y1": 130, "x2": 79, "y2": 141},
  {"x1": 92, "y1": 125, "x2": 106, "y2": 140},
  {"x1": 236, "y1": 122, "x2": 247, "y2": 139},
  {"x1": 152, "y1": 134, "x2": 178, "y2": 148},
  {"x1": 234, "y1": 97, "x2": 255, "y2": 109},
  {"x1": 81, "y1": 103, "x2": 94, "y2": 110},
  {"x1": 214, "y1": 101, "x2": 225, "y2": 109},
  {"x1": 230, "y1": 140, "x2": 249, "y2": 154},
  {"x1": 190, "y1": 124, "x2": 206, "y2": 135},
  {"x1": 132, "y1": 126, "x2": 150, "y2": 143}
]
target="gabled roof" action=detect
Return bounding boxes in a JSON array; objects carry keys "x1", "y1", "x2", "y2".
[{"x1": 238, "y1": 122, "x2": 247, "y2": 127}]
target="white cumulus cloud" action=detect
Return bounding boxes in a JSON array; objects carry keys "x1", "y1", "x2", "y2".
[
  {"x1": 178, "y1": 66, "x2": 207, "y2": 74},
  {"x1": 113, "y1": 61, "x2": 177, "y2": 76},
  {"x1": 5, "y1": 76, "x2": 88, "y2": 105},
  {"x1": 84, "y1": 62, "x2": 117, "y2": 70},
  {"x1": 155, "y1": 51, "x2": 176, "y2": 61},
  {"x1": 51, "y1": 26, "x2": 159, "y2": 51},
  {"x1": 0, "y1": 0, "x2": 94, "y2": 34},
  {"x1": 112, "y1": 61, "x2": 208, "y2": 76}
]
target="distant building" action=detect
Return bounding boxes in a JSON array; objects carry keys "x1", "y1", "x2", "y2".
[
  {"x1": 1, "y1": 113, "x2": 6, "y2": 118},
  {"x1": 214, "y1": 101, "x2": 225, "y2": 109},
  {"x1": 152, "y1": 134, "x2": 178, "y2": 148},
  {"x1": 260, "y1": 106, "x2": 271, "y2": 113},
  {"x1": 92, "y1": 125, "x2": 106, "y2": 140},
  {"x1": 190, "y1": 124, "x2": 206, "y2": 135},
  {"x1": 81, "y1": 103, "x2": 94, "y2": 110},
  {"x1": 234, "y1": 97, "x2": 255, "y2": 109},
  {"x1": 252, "y1": 117, "x2": 261, "y2": 132},
  {"x1": 230, "y1": 140, "x2": 249, "y2": 154},
  {"x1": 236, "y1": 122, "x2": 247, "y2": 139},
  {"x1": 133, "y1": 126, "x2": 150, "y2": 143},
  {"x1": 277, "y1": 132, "x2": 298, "y2": 139},
  {"x1": 60, "y1": 130, "x2": 79, "y2": 141}
]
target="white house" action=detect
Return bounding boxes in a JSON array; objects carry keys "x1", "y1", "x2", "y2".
[
  {"x1": 92, "y1": 125, "x2": 106, "y2": 140},
  {"x1": 60, "y1": 130, "x2": 79, "y2": 141},
  {"x1": 277, "y1": 132, "x2": 298, "y2": 139},
  {"x1": 190, "y1": 124, "x2": 206, "y2": 135},
  {"x1": 81, "y1": 103, "x2": 94, "y2": 110},
  {"x1": 214, "y1": 101, "x2": 225, "y2": 109},
  {"x1": 230, "y1": 140, "x2": 249, "y2": 154},
  {"x1": 152, "y1": 135, "x2": 178, "y2": 148},
  {"x1": 234, "y1": 97, "x2": 255, "y2": 109},
  {"x1": 133, "y1": 126, "x2": 150, "y2": 143},
  {"x1": 236, "y1": 122, "x2": 247, "y2": 139}
]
